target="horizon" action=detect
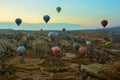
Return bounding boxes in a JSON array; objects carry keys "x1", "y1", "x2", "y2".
[
  {"x1": 0, "y1": 0, "x2": 120, "y2": 30},
  {"x1": 0, "y1": 22, "x2": 119, "y2": 31}
]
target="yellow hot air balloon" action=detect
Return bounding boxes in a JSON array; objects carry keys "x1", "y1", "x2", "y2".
[
  {"x1": 86, "y1": 41, "x2": 91, "y2": 46},
  {"x1": 105, "y1": 41, "x2": 112, "y2": 48}
]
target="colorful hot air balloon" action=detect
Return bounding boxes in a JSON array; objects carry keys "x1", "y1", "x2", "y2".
[
  {"x1": 101, "y1": 20, "x2": 108, "y2": 28},
  {"x1": 79, "y1": 47, "x2": 87, "y2": 56},
  {"x1": 17, "y1": 46, "x2": 26, "y2": 55},
  {"x1": 15, "y1": 18, "x2": 22, "y2": 26},
  {"x1": 52, "y1": 46, "x2": 61, "y2": 55},
  {"x1": 86, "y1": 41, "x2": 91, "y2": 46},
  {"x1": 56, "y1": 7, "x2": 61, "y2": 13},
  {"x1": 105, "y1": 41, "x2": 112, "y2": 48},
  {"x1": 73, "y1": 43, "x2": 80, "y2": 52},
  {"x1": 48, "y1": 32, "x2": 57, "y2": 41},
  {"x1": 43, "y1": 15, "x2": 50, "y2": 24}
]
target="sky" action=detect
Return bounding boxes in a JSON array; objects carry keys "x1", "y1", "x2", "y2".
[{"x1": 0, "y1": 0, "x2": 120, "y2": 27}]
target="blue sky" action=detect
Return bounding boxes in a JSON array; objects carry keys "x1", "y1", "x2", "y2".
[{"x1": 0, "y1": 0, "x2": 120, "y2": 27}]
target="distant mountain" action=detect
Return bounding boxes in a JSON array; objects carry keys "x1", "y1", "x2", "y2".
[
  {"x1": 0, "y1": 22, "x2": 81, "y2": 30},
  {"x1": 0, "y1": 28, "x2": 15, "y2": 32},
  {"x1": 93, "y1": 26, "x2": 120, "y2": 33},
  {"x1": 105, "y1": 26, "x2": 120, "y2": 31},
  {"x1": 0, "y1": 22, "x2": 120, "y2": 32}
]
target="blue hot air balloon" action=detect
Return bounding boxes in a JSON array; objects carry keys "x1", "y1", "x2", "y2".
[
  {"x1": 43, "y1": 15, "x2": 50, "y2": 24},
  {"x1": 15, "y1": 18, "x2": 22, "y2": 26},
  {"x1": 27, "y1": 34, "x2": 34, "y2": 40},
  {"x1": 48, "y1": 32, "x2": 57, "y2": 41},
  {"x1": 62, "y1": 28, "x2": 66, "y2": 32},
  {"x1": 17, "y1": 46, "x2": 26, "y2": 55},
  {"x1": 73, "y1": 42, "x2": 81, "y2": 52}
]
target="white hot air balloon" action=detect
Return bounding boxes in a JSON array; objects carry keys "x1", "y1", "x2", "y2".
[{"x1": 17, "y1": 46, "x2": 26, "y2": 55}]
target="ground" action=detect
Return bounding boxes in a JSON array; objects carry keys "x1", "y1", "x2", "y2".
[{"x1": 0, "y1": 30, "x2": 120, "y2": 80}]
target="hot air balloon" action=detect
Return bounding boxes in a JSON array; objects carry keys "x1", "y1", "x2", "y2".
[
  {"x1": 48, "y1": 32, "x2": 57, "y2": 41},
  {"x1": 52, "y1": 46, "x2": 61, "y2": 55},
  {"x1": 62, "y1": 28, "x2": 66, "y2": 32},
  {"x1": 79, "y1": 47, "x2": 87, "y2": 56},
  {"x1": 27, "y1": 34, "x2": 34, "y2": 40},
  {"x1": 40, "y1": 29, "x2": 43, "y2": 31},
  {"x1": 56, "y1": 7, "x2": 61, "y2": 13},
  {"x1": 86, "y1": 41, "x2": 91, "y2": 46},
  {"x1": 17, "y1": 46, "x2": 26, "y2": 55},
  {"x1": 43, "y1": 15, "x2": 50, "y2": 24},
  {"x1": 101, "y1": 20, "x2": 108, "y2": 28},
  {"x1": 73, "y1": 43, "x2": 80, "y2": 52},
  {"x1": 15, "y1": 18, "x2": 22, "y2": 26},
  {"x1": 105, "y1": 41, "x2": 112, "y2": 48}
]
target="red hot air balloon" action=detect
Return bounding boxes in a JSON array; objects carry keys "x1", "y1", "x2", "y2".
[
  {"x1": 52, "y1": 46, "x2": 61, "y2": 55},
  {"x1": 79, "y1": 47, "x2": 87, "y2": 56},
  {"x1": 101, "y1": 20, "x2": 108, "y2": 28}
]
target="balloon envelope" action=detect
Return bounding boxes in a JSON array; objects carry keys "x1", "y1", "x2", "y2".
[
  {"x1": 86, "y1": 41, "x2": 91, "y2": 46},
  {"x1": 17, "y1": 46, "x2": 26, "y2": 55},
  {"x1": 28, "y1": 34, "x2": 34, "y2": 40},
  {"x1": 48, "y1": 32, "x2": 57, "y2": 41},
  {"x1": 52, "y1": 46, "x2": 61, "y2": 55},
  {"x1": 62, "y1": 28, "x2": 66, "y2": 32},
  {"x1": 15, "y1": 18, "x2": 22, "y2": 26},
  {"x1": 105, "y1": 42, "x2": 112, "y2": 48},
  {"x1": 56, "y1": 7, "x2": 61, "y2": 13},
  {"x1": 40, "y1": 29, "x2": 43, "y2": 31},
  {"x1": 79, "y1": 47, "x2": 87, "y2": 56},
  {"x1": 43, "y1": 15, "x2": 50, "y2": 24},
  {"x1": 73, "y1": 43, "x2": 80, "y2": 51},
  {"x1": 101, "y1": 20, "x2": 108, "y2": 28}
]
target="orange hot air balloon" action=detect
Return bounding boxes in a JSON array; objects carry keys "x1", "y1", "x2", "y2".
[
  {"x1": 101, "y1": 20, "x2": 108, "y2": 28},
  {"x1": 52, "y1": 46, "x2": 61, "y2": 55}
]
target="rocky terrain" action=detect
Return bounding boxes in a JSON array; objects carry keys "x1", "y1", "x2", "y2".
[{"x1": 0, "y1": 29, "x2": 120, "y2": 80}]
